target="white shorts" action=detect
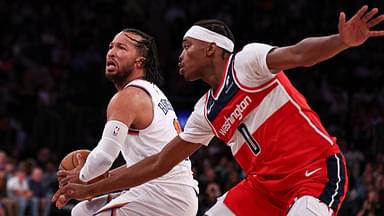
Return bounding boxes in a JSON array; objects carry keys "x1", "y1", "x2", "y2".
[
  {"x1": 72, "y1": 182, "x2": 198, "y2": 216},
  {"x1": 205, "y1": 195, "x2": 333, "y2": 216},
  {"x1": 287, "y1": 196, "x2": 334, "y2": 216}
]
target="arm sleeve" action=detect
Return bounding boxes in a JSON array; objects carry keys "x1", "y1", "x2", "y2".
[
  {"x1": 234, "y1": 43, "x2": 276, "y2": 87},
  {"x1": 179, "y1": 96, "x2": 214, "y2": 146},
  {"x1": 79, "y1": 120, "x2": 128, "y2": 182}
]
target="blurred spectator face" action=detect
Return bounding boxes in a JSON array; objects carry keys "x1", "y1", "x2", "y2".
[
  {"x1": 206, "y1": 182, "x2": 221, "y2": 200},
  {"x1": 367, "y1": 190, "x2": 378, "y2": 203},
  {"x1": 37, "y1": 147, "x2": 51, "y2": 163},
  {"x1": 5, "y1": 161, "x2": 15, "y2": 174},
  {"x1": 15, "y1": 169, "x2": 27, "y2": 180},
  {"x1": 203, "y1": 167, "x2": 216, "y2": 182},
  {"x1": 31, "y1": 167, "x2": 43, "y2": 182}
]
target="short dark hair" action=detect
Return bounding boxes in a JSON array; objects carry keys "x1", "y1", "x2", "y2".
[
  {"x1": 193, "y1": 19, "x2": 235, "y2": 54},
  {"x1": 122, "y1": 28, "x2": 162, "y2": 84}
]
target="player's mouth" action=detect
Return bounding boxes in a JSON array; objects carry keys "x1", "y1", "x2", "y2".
[
  {"x1": 106, "y1": 59, "x2": 118, "y2": 72},
  {"x1": 178, "y1": 62, "x2": 184, "y2": 75}
]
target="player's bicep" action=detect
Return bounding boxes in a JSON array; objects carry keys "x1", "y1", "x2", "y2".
[{"x1": 106, "y1": 87, "x2": 151, "y2": 128}]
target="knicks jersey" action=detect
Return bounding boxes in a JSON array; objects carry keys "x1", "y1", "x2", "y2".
[
  {"x1": 122, "y1": 79, "x2": 197, "y2": 189},
  {"x1": 180, "y1": 43, "x2": 342, "y2": 191}
]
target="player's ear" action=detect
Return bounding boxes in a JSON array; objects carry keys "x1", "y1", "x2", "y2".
[
  {"x1": 206, "y1": 42, "x2": 217, "y2": 57},
  {"x1": 135, "y1": 57, "x2": 146, "y2": 68}
]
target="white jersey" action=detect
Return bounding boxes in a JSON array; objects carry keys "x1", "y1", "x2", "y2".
[{"x1": 122, "y1": 79, "x2": 198, "y2": 189}]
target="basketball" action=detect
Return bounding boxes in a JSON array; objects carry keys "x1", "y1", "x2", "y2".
[
  {"x1": 59, "y1": 149, "x2": 91, "y2": 171},
  {"x1": 58, "y1": 149, "x2": 108, "y2": 183}
]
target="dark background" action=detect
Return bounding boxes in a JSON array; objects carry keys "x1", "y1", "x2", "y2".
[{"x1": 0, "y1": 0, "x2": 383, "y2": 215}]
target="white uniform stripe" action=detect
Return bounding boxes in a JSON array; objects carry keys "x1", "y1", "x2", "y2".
[
  {"x1": 229, "y1": 85, "x2": 289, "y2": 154},
  {"x1": 329, "y1": 154, "x2": 341, "y2": 208},
  {"x1": 232, "y1": 69, "x2": 278, "y2": 93},
  {"x1": 211, "y1": 55, "x2": 234, "y2": 100},
  {"x1": 276, "y1": 80, "x2": 334, "y2": 145}
]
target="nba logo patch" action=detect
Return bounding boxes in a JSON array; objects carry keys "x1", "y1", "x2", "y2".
[{"x1": 113, "y1": 126, "x2": 120, "y2": 136}]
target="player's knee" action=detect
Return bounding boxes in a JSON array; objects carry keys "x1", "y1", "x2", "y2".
[{"x1": 287, "y1": 196, "x2": 332, "y2": 216}]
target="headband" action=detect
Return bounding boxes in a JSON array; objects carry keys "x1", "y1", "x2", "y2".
[{"x1": 183, "y1": 25, "x2": 234, "y2": 52}]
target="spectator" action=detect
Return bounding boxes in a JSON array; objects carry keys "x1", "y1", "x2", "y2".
[
  {"x1": 0, "y1": 151, "x2": 17, "y2": 216},
  {"x1": 6, "y1": 164, "x2": 38, "y2": 216},
  {"x1": 28, "y1": 166, "x2": 51, "y2": 216}
]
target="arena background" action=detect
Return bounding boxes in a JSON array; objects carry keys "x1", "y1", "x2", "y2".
[{"x1": 0, "y1": 0, "x2": 383, "y2": 215}]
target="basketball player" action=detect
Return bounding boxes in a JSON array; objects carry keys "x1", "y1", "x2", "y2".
[
  {"x1": 54, "y1": 5, "x2": 384, "y2": 215},
  {"x1": 54, "y1": 29, "x2": 198, "y2": 216}
]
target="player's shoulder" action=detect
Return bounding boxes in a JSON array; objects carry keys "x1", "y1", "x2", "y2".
[
  {"x1": 238, "y1": 42, "x2": 274, "y2": 54},
  {"x1": 110, "y1": 85, "x2": 151, "y2": 107}
]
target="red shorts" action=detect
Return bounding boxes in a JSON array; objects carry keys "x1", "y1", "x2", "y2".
[{"x1": 221, "y1": 153, "x2": 348, "y2": 216}]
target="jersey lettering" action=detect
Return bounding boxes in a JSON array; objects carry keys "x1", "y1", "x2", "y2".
[
  {"x1": 219, "y1": 95, "x2": 252, "y2": 136},
  {"x1": 158, "y1": 99, "x2": 174, "y2": 115}
]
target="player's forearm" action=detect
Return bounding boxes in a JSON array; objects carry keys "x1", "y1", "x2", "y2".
[
  {"x1": 108, "y1": 164, "x2": 127, "y2": 177},
  {"x1": 89, "y1": 153, "x2": 170, "y2": 196},
  {"x1": 87, "y1": 136, "x2": 201, "y2": 197},
  {"x1": 292, "y1": 34, "x2": 350, "y2": 67}
]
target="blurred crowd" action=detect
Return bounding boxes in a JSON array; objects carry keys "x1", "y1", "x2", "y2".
[{"x1": 1, "y1": 0, "x2": 383, "y2": 215}]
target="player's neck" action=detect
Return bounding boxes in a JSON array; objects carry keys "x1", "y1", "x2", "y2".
[
  {"x1": 204, "y1": 57, "x2": 228, "y2": 92},
  {"x1": 115, "y1": 72, "x2": 145, "y2": 91}
]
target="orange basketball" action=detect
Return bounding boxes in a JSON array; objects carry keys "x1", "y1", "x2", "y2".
[
  {"x1": 58, "y1": 149, "x2": 91, "y2": 171},
  {"x1": 58, "y1": 149, "x2": 108, "y2": 183}
]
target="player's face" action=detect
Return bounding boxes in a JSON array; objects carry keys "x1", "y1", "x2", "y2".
[
  {"x1": 105, "y1": 32, "x2": 142, "y2": 84},
  {"x1": 178, "y1": 37, "x2": 209, "y2": 81}
]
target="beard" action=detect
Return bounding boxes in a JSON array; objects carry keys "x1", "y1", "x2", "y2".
[{"x1": 105, "y1": 65, "x2": 133, "y2": 87}]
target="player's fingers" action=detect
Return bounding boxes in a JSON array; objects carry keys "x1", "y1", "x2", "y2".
[
  {"x1": 368, "y1": 30, "x2": 384, "y2": 37},
  {"x1": 368, "y1": 15, "x2": 384, "y2": 28},
  {"x1": 76, "y1": 153, "x2": 85, "y2": 166},
  {"x1": 339, "y1": 12, "x2": 346, "y2": 31},
  {"x1": 52, "y1": 188, "x2": 63, "y2": 202},
  {"x1": 55, "y1": 195, "x2": 68, "y2": 209},
  {"x1": 57, "y1": 169, "x2": 70, "y2": 178},
  {"x1": 356, "y1": 5, "x2": 369, "y2": 19},
  {"x1": 61, "y1": 175, "x2": 74, "y2": 186},
  {"x1": 362, "y1": 8, "x2": 378, "y2": 23}
]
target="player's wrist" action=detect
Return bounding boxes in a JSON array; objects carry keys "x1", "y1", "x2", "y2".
[{"x1": 336, "y1": 33, "x2": 352, "y2": 49}]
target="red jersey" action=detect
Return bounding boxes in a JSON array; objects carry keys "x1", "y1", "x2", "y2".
[{"x1": 180, "y1": 43, "x2": 347, "y2": 212}]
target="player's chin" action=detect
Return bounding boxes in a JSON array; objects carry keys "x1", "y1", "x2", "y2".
[
  {"x1": 105, "y1": 68, "x2": 118, "y2": 75},
  {"x1": 181, "y1": 72, "x2": 197, "y2": 82},
  {"x1": 184, "y1": 75, "x2": 199, "y2": 82},
  {"x1": 105, "y1": 70, "x2": 119, "y2": 81}
]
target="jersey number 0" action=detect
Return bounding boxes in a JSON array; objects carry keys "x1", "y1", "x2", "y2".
[{"x1": 238, "y1": 123, "x2": 261, "y2": 155}]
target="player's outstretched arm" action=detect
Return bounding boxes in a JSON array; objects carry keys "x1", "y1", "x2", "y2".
[
  {"x1": 52, "y1": 136, "x2": 202, "y2": 205},
  {"x1": 267, "y1": 5, "x2": 384, "y2": 72}
]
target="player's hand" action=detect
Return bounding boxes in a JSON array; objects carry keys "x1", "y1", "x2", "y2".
[
  {"x1": 58, "y1": 153, "x2": 86, "y2": 187},
  {"x1": 52, "y1": 193, "x2": 70, "y2": 209},
  {"x1": 339, "y1": 5, "x2": 384, "y2": 47},
  {"x1": 52, "y1": 183, "x2": 94, "y2": 204}
]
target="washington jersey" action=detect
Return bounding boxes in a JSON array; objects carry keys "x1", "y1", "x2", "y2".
[
  {"x1": 180, "y1": 43, "x2": 342, "y2": 191},
  {"x1": 122, "y1": 79, "x2": 197, "y2": 189}
]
